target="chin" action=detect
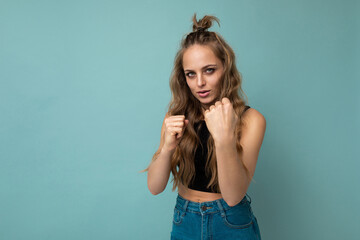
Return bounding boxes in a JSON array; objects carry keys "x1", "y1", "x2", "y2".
[{"x1": 198, "y1": 98, "x2": 215, "y2": 106}]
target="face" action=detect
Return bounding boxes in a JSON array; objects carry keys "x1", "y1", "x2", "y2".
[{"x1": 183, "y1": 44, "x2": 224, "y2": 111}]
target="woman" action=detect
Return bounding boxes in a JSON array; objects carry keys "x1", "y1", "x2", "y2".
[{"x1": 142, "y1": 13, "x2": 266, "y2": 240}]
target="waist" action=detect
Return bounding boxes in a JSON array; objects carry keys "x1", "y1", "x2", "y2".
[
  {"x1": 175, "y1": 193, "x2": 248, "y2": 213},
  {"x1": 178, "y1": 183, "x2": 222, "y2": 202}
]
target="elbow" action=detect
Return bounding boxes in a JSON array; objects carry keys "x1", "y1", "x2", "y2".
[
  {"x1": 225, "y1": 200, "x2": 238, "y2": 207},
  {"x1": 150, "y1": 191, "x2": 158, "y2": 195},
  {"x1": 148, "y1": 184, "x2": 165, "y2": 196},
  {"x1": 149, "y1": 189, "x2": 161, "y2": 195},
  {"x1": 147, "y1": 174, "x2": 167, "y2": 195},
  {"x1": 223, "y1": 196, "x2": 245, "y2": 207}
]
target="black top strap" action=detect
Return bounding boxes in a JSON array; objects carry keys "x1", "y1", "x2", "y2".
[{"x1": 243, "y1": 105, "x2": 251, "y2": 114}]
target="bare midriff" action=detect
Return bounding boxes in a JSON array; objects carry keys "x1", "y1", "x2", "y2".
[{"x1": 178, "y1": 182, "x2": 223, "y2": 203}]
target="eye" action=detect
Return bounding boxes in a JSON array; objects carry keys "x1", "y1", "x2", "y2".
[
  {"x1": 186, "y1": 72, "x2": 196, "y2": 78},
  {"x1": 206, "y1": 68, "x2": 215, "y2": 73}
]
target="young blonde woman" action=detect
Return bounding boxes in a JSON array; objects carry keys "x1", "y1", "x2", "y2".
[{"x1": 142, "y1": 13, "x2": 266, "y2": 240}]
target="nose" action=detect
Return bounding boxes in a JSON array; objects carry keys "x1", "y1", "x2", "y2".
[{"x1": 196, "y1": 74, "x2": 205, "y2": 87}]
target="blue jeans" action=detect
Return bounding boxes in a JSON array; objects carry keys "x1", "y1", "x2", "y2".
[{"x1": 171, "y1": 193, "x2": 261, "y2": 240}]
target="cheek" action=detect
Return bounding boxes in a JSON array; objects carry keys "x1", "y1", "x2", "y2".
[
  {"x1": 216, "y1": 74, "x2": 223, "y2": 86},
  {"x1": 209, "y1": 76, "x2": 221, "y2": 87},
  {"x1": 186, "y1": 81, "x2": 194, "y2": 91}
]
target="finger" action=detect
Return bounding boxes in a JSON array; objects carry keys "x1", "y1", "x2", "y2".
[
  {"x1": 169, "y1": 115, "x2": 185, "y2": 119},
  {"x1": 165, "y1": 116, "x2": 185, "y2": 123},
  {"x1": 221, "y1": 97, "x2": 230, "y2": 105},
  {"x1": 177, "y1": 127, "x2": 187, "y2": 138},
  {"x1": 177, "y1": 132, "x2": 183, "y2": 138},
  {"x1": 167, "y1": 122, "x2": 185, "y2": 127},
  {"x1": 209, "y1": 105, "x2": 215, "y2": 111},
  {"x1": 214, "y1": 101, "x2": 222, "y2": 107},
  {"x1": 169, "y1": 127, "x2": 183, "y2": 134},
  {"x1": 170, "y1": 130, "x2": 182, "y2": 136},
  {"x1": 168, "y1": 118, "x2": 186, "y2": 124},
  {"x1": 177, "y1": 121, "x2": 189, "y2": 138},
  {"x1": 166, "y1": 115, "x2": 185, "y2": 119}
]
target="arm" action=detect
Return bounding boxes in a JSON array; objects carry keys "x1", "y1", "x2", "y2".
[
  {"x1": 215, "y1": 109, "x2": 266, "y2": 206},
  {"x1": 147, "y1": 113, "x2": 188, "y2": 195},
  {"x1": 147, "y1": 114, "x2": 173, "y2": 195}
]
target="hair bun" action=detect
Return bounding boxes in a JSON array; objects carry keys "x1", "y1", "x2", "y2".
[
  {"x1": 196, "y1": 26, "x2": 207, "y2": 32},
  {"x1": 192, "y1": 13, "x2": 220, "y2": 32}
]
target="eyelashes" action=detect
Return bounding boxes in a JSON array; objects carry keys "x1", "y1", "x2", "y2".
[{"x1": 185, "y1": 68, "x2": 215, "y2": 78}]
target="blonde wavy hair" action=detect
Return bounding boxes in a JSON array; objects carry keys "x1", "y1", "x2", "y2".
[{"x1": 141, "y1": 13, "x2": 253, "y2": 193}]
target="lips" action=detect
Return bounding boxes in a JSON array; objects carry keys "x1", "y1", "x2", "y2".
[{"x1": 197, "y1": 90, "x2": 211, "y2": 98}]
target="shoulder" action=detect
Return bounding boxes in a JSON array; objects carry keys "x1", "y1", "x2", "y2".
[
  {"x1": 240, "y1": 107, "x2": 266, "y2": 139},
  {"x1": 237, "y1": 108, "x2": 266, "y2": 179},
  {"x1": 242, "y1": 108, "x2": 266, "y2": 126}
]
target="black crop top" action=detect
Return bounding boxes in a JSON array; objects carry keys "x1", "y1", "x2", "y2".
[{"x1": 187, "y1": 105, "x2": 251, "y2": 193}]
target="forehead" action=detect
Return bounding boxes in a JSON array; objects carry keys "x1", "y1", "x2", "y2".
[{"x1": 182, "y1": 44, "x2": 221, "y2": 70}]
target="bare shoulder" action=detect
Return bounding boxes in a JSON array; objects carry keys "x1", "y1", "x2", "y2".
[
  {"x1": 241, "y1": 107, "x2": 266, "y2": 130},
  {"x1": 239, "y1": 107, "x2": 266, "y2": 177},
  {"x1": 239, "y1": 107, "x2": 266, "y2": 148}
]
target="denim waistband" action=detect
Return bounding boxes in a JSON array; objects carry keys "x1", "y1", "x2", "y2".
[{"x1": 175, "y1": 193, "x2": 251, "y2": 214}]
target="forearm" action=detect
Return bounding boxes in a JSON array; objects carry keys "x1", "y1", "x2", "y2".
[
  {"x1": 215, "y1": 135, "x2": 250, "y2": 207},
  {"x1": 147, "y1": 147, "x2": 174, "y2": 195}
]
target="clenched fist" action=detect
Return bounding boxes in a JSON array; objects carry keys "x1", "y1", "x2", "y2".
[
  {"x1": 163, "y1": 115, "x2": 189, "y2": 151},
  {"x1": 204, "y1": 97, "x2": 238, "y2": 143}
]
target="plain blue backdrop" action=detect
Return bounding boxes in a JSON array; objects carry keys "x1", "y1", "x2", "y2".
[{"x1": 0, "y1": 0, "x2": 359, "y2": 239}]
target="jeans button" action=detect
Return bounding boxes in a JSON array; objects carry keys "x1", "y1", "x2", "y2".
[{"x1": 201, "y1": 205, "x2": 206, "y2": 211}]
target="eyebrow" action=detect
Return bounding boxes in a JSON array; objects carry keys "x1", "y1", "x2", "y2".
[{"x1": 184, "y1": 64, "x2": 217, "y2": 72}]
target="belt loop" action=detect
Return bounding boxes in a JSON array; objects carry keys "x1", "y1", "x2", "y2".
[
  {"x1": 246, "y1": 193, "x2": 252, "y2": 204},
  {"x1": 182, "y1": 199, "x2": 189, "y2": 213},
  {"x1": 215, "y1": 199, "x2": 226, "y2": 217}
]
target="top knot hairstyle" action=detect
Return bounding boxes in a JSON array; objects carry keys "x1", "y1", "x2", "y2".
[
  {"x1": 191, "y1": 14, "x2": 220, "y2": 32},
  {"x1": 141, "y1": 13, "x2": 253, "y2": 193}
]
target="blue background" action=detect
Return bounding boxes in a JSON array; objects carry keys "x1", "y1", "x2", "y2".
[{"x1": 1, "y1": 0, "x2": 358, "y2": 239}]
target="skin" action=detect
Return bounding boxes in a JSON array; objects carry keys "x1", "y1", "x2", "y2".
[
  {"x1": 183, "y1": 44, "x2": 224, "y2": 114},
  {"x1": 178, "y1": 44, "x2": 231, "y2": 202},
  {"x1": 150, "y1": 44, "x2": 266, "y2": 205}
]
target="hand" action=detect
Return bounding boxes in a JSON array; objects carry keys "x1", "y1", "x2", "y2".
[
  {"x1": 204, "y1": 97, "x2": 238, "y2": 143},
  {"x1": 163, "y1": 115, "x2": 189, "y2": 151}
]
